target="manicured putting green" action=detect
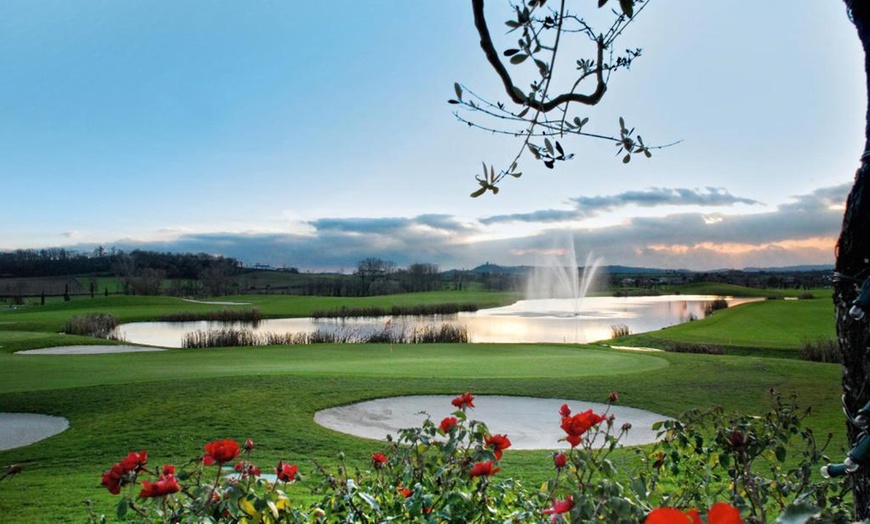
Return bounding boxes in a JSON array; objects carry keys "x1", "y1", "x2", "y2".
[{"x1": 0, "y1": 344, "x2": 668, "y2": 394}]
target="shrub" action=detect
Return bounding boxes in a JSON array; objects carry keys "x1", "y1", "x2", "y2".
[
  {"x1": 703, "y1": 298, "x2": 729, "y2": 317},
  {"x1": 64, "y1": 313, "x2": 121, "y2": 339}
]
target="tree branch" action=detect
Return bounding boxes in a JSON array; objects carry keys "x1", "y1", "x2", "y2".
[{"x1": 471, "y1": 0, "x2": 606, "y2": 113}]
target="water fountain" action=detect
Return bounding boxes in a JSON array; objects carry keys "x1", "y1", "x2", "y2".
[{"x1": 523, "y1": 236, "x2": 603, "y2": 318}]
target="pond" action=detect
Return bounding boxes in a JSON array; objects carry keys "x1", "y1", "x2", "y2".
[{"x1": 114, "y1": 295, "x2": 758, "y2": 348}]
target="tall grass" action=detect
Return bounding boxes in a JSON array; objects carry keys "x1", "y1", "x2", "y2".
[
  {"x1": 310, "y1": 303, "x2": 479, "y2": 319},
  {"x1": 182, "y1": 323, "x2": 469, "y2": 348},
  {"x1": 157, "y1": 309, "x2": 263, "y2": 324},
  {"x1": 610, "y1": 324, "x2": 630, "y2": 338},
  {"x1": 800, "y1": 337, "x2": 842, "y2": 363},
  {"x1": 63, "y1": 313, "x2": 121, "y2": 338}
]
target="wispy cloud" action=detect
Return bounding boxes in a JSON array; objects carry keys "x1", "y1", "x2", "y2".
[{"x1": 481, "y1": 187, "x2": 762, "y2": 225}]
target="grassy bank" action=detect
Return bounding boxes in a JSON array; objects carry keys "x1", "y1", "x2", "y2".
[{"x1": 614, "y1": 297, "x2": 835, "y2": 357}]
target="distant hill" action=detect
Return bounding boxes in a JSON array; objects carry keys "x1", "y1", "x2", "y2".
[
  {"x1": 470, "y1": 263, "x2": 832, "y2": 275},
  {"x1": 740, "y1": 264, "x2": 834, "y2": 273}
]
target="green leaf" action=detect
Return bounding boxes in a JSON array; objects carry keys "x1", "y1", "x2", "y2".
[
  {"x1": 544, "y1": 138, "x2": 554, "y2": 155},
  {"x1": 510, "y1": 53, "x2": 528, "y2": 64},
  {"x1": 358, "y1": 491, "x2": 380, "y2": 511},
  {"x1": 774, "y1": 502, "x2": 821, "y2": 524},
  {"x1": 619, "y1": 116, "x2": 626, "y2": 130},
  {"x1": 619, "y1": 0, "x2": 634, "y2": 18},
  {"x1": 623, "y1": 154, "x2": 631, "y2": 164},
  {"x1": 454, "y1": 82, "x2": 462, "y2": 101},
  {"x1": 447, "y1": 99, "x2": 460, "y2": 105},
  {"x1": 116, "y1": 499, "x2": 128, "y2": 519},
  {"x1": 598, "y1": 0, "x2": 608, "y2": 7},
  {"x1": 510, "y1": 172, "x2": 522, "y2": 178},
  {"x1": 503, "y1": 48, "x2": 520, "y2": 57},
  {"x1": 505, "y1": 20, "x2": 520, "y2": 28},
  {"x1": 470, "y1": 187, "x2": 487, "y2": 198}
]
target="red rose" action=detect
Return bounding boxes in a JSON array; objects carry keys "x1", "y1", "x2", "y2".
[
  {"x1": 203, "y1": 439, "x2": 240, "y2": 465},
  {"x1": 484, "y1": 433, "x2": 511, "y2": 460},
  {"x1": 371, "y1": 452, "x2": 388, "y2": 468},
  {"x1": 559, "y1": 403, "x2": 571, "y2": 417},
  {"x1": 139, "y1": 474, "x2": 180, "y2": 498},
  {"x1": 645, "y1": 503, "x2": 744, "y2": 524},
  {"x1": 451, "y1": 392, "x2": 475, "y2": 410},
  {"x1": 439, "y1": 416, "x2": 458, "y2": 433},
  {"x1": 543, "y1": 495, "x2": 574, "y2": 521},
  {"x1": 553, "y1": 452, "x2": 568, "y2": 469},
  {"x1": 244, "y1": 438, "x2": 255, "y2": 451},
  {"x1": 469, "y1": 460, "x2": 500, "y2": 477},
  {"x1": 398, "y1": 486, "x2": 412, "y2": 498},
  {"x1": 560, "y1": 409, "x2": 606, "y2": 447},
  {"x1": 118, "y1": 451, "x2": 147, "y2": 472},
  {"x1": 608, "y1": 391, "x2": 620, "y2": 403},
  {"x1": 161, "y1": 464, "x2": 175, "y2": 476},
  {"x1": 276, "y1": 461, "x2": 298, "y2": 483}
]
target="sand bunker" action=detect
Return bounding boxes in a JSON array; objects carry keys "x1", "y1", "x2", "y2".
[
  {"x1": 315, "y1": 395, "x2": 672, "y2": 449},
  {"x1": 0, "y1": 413, "x2": 69, "y2": 451},
  {"x1": 16, "y1": 345, "x2": 166, "y2": 355}
]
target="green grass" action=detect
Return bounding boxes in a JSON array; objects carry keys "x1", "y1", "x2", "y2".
[
  {"x1": 616, "y1": 298, "x2": 836, "y2": 357},
  {"x1": 0, "y1": 289, "x2": 847, "y2": 522}
]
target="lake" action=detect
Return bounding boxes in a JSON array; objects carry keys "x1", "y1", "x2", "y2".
[{"x1": 115, "y1": 295, "x2": 758, "y2": 348}]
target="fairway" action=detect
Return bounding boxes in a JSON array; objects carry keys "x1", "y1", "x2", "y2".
[
  {"x1": 0, "y1": 344, "x2": 668, "y2": 394},
  {"x1": 0, "y1": 292, "x2": 845, "y2": 522}
]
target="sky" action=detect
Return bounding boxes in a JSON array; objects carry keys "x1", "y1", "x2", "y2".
[{"x1": 0, "y1": 1, "x2": 864, "y2": 272}]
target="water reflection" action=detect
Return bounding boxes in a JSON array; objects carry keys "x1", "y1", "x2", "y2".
[{"x1": 116, "y1": 295, "x2": 758, "y2": 348}]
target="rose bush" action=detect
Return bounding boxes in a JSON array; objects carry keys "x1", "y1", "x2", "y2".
[{"x1": 89, "y1": 391, "x2": 852, "y2": 523}]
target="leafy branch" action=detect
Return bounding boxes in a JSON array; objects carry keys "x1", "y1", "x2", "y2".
[{"x1": 452, "y1": 0, "x2": 676, "y2": 197}]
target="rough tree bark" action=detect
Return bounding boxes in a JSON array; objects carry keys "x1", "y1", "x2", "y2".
[{"x1": 837, "y1": 1, "x2": 870, "y2": 519}]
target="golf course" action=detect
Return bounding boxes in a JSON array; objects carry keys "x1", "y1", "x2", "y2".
[{"x1": 0, "y1": 288, "x2": 844, "y2": 522}]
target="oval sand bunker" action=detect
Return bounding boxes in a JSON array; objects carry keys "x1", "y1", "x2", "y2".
[
  {"x1": 0, "y1": 413, "x2": 69, "y2": 451},
  {"x1": 315, "y1": 395, "x2": 673, "y2": 449}
]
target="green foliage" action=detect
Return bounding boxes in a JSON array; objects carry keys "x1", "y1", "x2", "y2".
[
  {"x1": 86, "y1": 393, "x2": 852, "y2": 523},
  {"x1": 641, "y1": 390, "x2": 852, "y2": 523}
]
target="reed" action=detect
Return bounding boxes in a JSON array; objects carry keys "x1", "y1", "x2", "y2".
[
  {"x1": 181, "y1": 323, "x2": 469, "y2": 348},
  {"x1": 63, "y1": 313, "x2": 121, "y2": 339},
  {"x1": 799, "y1": 337, "x2": 842, "y2": 363}
]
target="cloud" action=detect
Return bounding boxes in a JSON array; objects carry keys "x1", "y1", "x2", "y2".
[
  {"x1": 67, "y1": 184, "x2": 849, "y2": 272},
  {"x1": 480, "y1": 187, "x2": 762, "y2": 225}
]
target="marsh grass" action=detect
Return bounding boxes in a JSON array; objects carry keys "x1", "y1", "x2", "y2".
[
  {"x1": 182, "y1": 323, "x2": 469, "y2": 348},
  {"x1": 800, "y1": 337, "x2": 842, "y2": 363},
  {"x1": 62, "y1": 313, "x2": 120, "y2": 339},
  {"x1": 610, "y1": 324, "x2": 630, "y2": 338}
]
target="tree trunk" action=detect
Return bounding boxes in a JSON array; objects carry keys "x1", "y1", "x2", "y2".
[{"x1": 838, "y1": 1, "x2": 870, "y2": 519}]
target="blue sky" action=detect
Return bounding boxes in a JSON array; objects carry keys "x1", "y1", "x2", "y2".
[{"x1": 0, "y1": 1, "x2": 863, "y2": 271}]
